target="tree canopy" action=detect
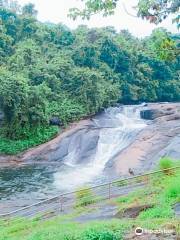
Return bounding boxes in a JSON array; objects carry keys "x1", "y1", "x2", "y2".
[{"x1": 0, "y1": 2, "x2": 179, "y2": 142}]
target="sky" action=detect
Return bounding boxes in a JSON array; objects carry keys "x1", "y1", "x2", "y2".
[{"x1": 17, "y1": 0, "x2": 179, "y2": 38}]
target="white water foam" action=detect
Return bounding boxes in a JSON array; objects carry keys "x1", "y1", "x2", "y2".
[{"x1": 53, "y1": 106, "x2": 147, "y2": 191}]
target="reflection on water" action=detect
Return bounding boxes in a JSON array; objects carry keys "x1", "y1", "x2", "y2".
[{"x1": 0, "y1": 165, "x2": 56, "y2": 200}]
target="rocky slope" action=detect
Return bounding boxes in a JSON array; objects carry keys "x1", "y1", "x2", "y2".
[
  {"x1": 109, "y1": 103, "x2": 180, "y2": 176},
  {"x1": 0, "y1": 103, "x2": 180, "y2": 176}
]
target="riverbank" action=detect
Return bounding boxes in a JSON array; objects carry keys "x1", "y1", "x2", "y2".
[
  {"x1": 0, "y1": 126, "x2": 59, "y2": 156},
  {"x1": 0, "y1": 119, "x2": 93, "y2": 168}
]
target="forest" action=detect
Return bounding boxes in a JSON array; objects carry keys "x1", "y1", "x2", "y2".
[{"x1": 0, "y1": 2, "x2": 179, "y2": 152}]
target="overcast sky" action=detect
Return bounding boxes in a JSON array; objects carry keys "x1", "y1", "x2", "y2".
[{"x1": 17, "y1": 0, "x2": 178, "y2": 38}]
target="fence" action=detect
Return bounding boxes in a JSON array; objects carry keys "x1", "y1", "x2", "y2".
[{"x1": 0, "y1": 166, "x2": 179, "y2": 221}]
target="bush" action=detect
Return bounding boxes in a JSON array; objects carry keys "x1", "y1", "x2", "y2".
[
  {"x1": 0, "y1": 126, "x2": 59, "y2": 155},
  {"x1": 75, "y1": 187, "x2": 95, "y2": 208},
  {"x1": 138, "y1": 206, "x2": 173, "y2": 219},
  {"x1": 82, "y1": 229, "x2": 120, "y2": 240},
  {"x1": 166, "y1": 184, "x2": 180, "y2": 199},
  {"x1": 165, "y1": 175, "x2": 180, "y2": 201},
  {"x1": 159, "y1": 157, "x2": 174, "y2": 174}
]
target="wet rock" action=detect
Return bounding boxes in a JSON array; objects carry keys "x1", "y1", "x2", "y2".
[
  {"x1": 115, "y1": 204, "x2": 154, "y2": 218},
  {"x1": 23, "y1": 128, "x2": 100, "y2": 164},
  {"x1": 174, "y1": 203, "x2": 180, "y2": 218},
  {"x1": 165, "y1": 114, "x2": 180, "y2": 121},
  {"x1": 46, "y1": 136, "x2": 70, "y2": 161},
  {"x1": 140, "y1": 109, "x2": 175, "y2": 120}
]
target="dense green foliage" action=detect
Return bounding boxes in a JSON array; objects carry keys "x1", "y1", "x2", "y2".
[
  {"x1": 0, "y1": 126, "x2": 59, "y2": 155},
  {"x1": 0, "y1": 2, "x2": 179, "y2": 146}
]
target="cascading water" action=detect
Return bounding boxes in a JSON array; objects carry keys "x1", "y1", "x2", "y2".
[
  {"x1": 53, "y1": 105, "x2": 147, "y2": 191},
  {"x1": 0, "y1": 105, "x2": 147, "y2": 212}
]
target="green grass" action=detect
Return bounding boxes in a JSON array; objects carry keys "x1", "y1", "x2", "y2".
[
  {"x1": 0, "y1": 126, "x2": 59, "y2": 155},
  {"x1": 75, "y1": 187, "x2": 96, "y2": 208},
  {"x1": 1, "y1": 168, "x2": 180, "y2": 240},
  {"x1": 115, "y1": 169, "x2": 180, "y2": 221},
  {"x1": 0, "y1": 218, "x2": 130, "y2": 240},
  {"x1": 159, "y1": 157, "x2": 175, "y2": 174}
]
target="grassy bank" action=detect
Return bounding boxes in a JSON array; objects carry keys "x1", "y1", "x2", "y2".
[
  {"x1": 1, "y1": 165, "x2": 179, "y2": 240},
  {"x1": 0, "y1": 126, "x2": 59, "y2": 155}
]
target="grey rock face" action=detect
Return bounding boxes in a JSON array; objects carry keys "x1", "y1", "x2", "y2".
[
  {"x1": 140, "y1": 108, "x2": 175, "y2": 120},
  {"x1": 153, "y1": 135, "x2": 180, "y2": 160},
  {"x1": 25, "y1": 127, "x2": 100, "y2": 164}
]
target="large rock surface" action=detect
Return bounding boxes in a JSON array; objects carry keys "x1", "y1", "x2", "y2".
[
  {"x1": 140, "y1": 104, "x2": 178, "y2": 120},
  {"x1": 0, "y1": 119, "x2": 100, "y2": 167},
  {"x1": 110, "y1": 103, "x2": 180, "y2": 176},
  {"x1": 1, "y1": 103, "x2": 180, "y2": 174}
]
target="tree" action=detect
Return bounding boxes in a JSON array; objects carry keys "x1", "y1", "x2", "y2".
[
  {"x1": 8, "y1": 39, "x2": 41, "y2": 71},
  {"x1": 0, "y1": 68, "x2": 29, "y2": 138},
  {"x1": 137, "y1": 0, "x2": 180, "y2": 27},
  {"x1": 0, "y1": 0, "x2": 20, "y2": 13},
  {"x1": 0, "y1": 3, "x2": 179, "y2": 142},
  {"x1": 27, "y1": 83, "x2": 51, "y2": 127},
  {"x1": 69, "y1": 0, "x2": 180, "y2": 27},
  {"x1": 72, "y1": 43, "x2": 99, "y2": 68},
  {"x1": 143, "y1": 28, "x2": 178, "y2": 61},
  {"x1": 22, "y1": 3, "x2": 37, "y2": 17},
  {"x1": 64, "y1": 67, "x2": 119, "y2": 113}
]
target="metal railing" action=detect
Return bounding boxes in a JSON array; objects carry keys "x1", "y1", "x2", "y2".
[{"x1": 0, "y1": 166, "x2": 179, "y2": 221}]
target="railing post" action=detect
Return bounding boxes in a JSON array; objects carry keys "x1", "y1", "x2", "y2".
[
  {"x1": 108, "y1": 183, "x2": 111, "y2": 199},
  {"x1": 60, "y1": 197, "x2": 63, "y2": 212}
]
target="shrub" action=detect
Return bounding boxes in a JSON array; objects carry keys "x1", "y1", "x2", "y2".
[
  {"x1": 138, "y1": 206, "x2": 173, "y2": 219},
  {"x1": 0, "y1": 126, "x2": 59, "y2": 155},
  {"x1": 165, "y1": 175, "x2": 180, "y2": 201},
  {"x1": 159, "y1": 157, "x2": 174, "y2": 174},
  {"x1": 166, "y1": 184, "x2": 180, "y2": 199},
  {"x1": 75, "y1": 187, "x2": 95, "y2": 208},
  {"x1": 82, "y1": 229, "x2": 121, "y2": 240}
]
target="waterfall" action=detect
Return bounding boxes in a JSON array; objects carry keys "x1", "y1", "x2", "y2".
[{"x1": 53, "y1": 105, "x2": 147, "y2": 191}]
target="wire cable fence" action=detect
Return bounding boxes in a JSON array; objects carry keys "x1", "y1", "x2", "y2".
[{"x1": 0, "y1": 166, "x2": 179, "y2": 224}]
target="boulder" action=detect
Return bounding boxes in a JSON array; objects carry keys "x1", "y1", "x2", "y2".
[
  {"x1": 140, "y1": 108, "x2": 175, "y2": 120},
  {"x1": 49, "y1": 117, "x2": 62, "y2": 126}
]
